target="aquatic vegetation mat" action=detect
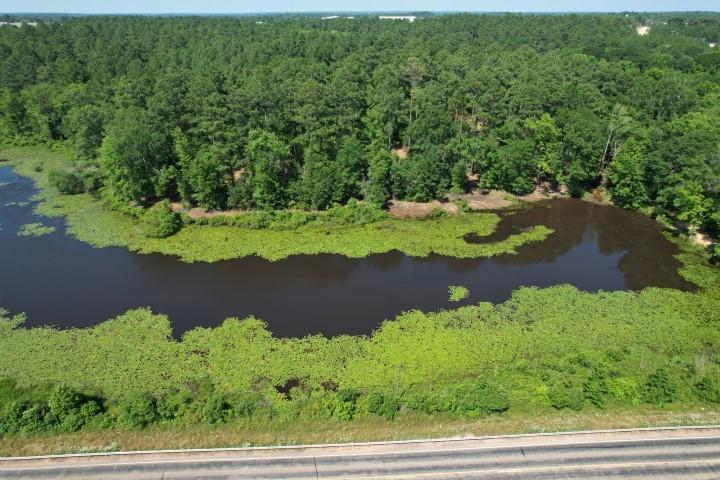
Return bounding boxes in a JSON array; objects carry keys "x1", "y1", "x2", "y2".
[
  {"x1": 1, "y1": 147, "x2": 553, "y2": 262},
  {"x1": 16, "y1": 222, "x2": 56, "y2": 237}
]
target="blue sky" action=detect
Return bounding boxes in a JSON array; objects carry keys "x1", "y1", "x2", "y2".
[{"x1": 1, "y1": 0, "x2": 718, "y2": 14}]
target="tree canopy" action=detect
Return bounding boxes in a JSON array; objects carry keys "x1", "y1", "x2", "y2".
[{"x1": 0, "y1": 13, "x2": 718, "y2": 233}]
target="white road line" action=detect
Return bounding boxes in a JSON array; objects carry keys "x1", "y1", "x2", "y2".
[
  {"x1": 325, "y1": 458, "x2": 720, "y2": 479},
  {"x1": 5, "y1": 457, "x2": 720, "y2": 479},
  {"x1": 2, "y1": 435, "x2": 720, "y2": 471}
]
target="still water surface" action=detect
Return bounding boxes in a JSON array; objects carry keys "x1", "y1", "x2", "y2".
[{"x1": 0, "y1": 166, "x2": 693, "y2": 338}]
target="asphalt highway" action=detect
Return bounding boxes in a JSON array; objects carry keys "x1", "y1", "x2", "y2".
[{"x1": 2, "y1": 427, "x2": 720, "y2": 479}]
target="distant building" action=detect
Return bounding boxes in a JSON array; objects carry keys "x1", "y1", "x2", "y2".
[
  {"x1": 636, "y1": 25, "x2": 650, "y2": 36},
  {"x1": 0, "y1": 21, "x2": 38, "y2": 27},
  {"x1": 321, "y1": 16, "x2": 340, "y2": 20},
  {"x1": 379, "y1": 16, "x2": 416, "y2": 22},
  {"x1": 710, "y1": 43, "x2": 717, "y2": 48}
]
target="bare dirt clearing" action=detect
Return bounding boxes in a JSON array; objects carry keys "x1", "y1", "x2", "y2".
[
  {"x1": 388, "y1": 200, "x2": 459, "y2": 218},
  {"x1": 518, "y1": 183, "x2": 567, "y2": 203},
  {"x1": 169, "y1": 202, "x2": 243, "y2": 219}
]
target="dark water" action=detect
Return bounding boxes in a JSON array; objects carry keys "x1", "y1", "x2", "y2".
[{"x1": 0, "y1": 166, "x2": 694, "y2": 338}]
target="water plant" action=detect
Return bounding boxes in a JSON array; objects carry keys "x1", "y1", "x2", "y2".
[
  {"x1": 448, "y1": 285, "x2": 470, "y2": 302},
  {"x1": 17, "y1": 222, "x2": 55, "y2": 237}
]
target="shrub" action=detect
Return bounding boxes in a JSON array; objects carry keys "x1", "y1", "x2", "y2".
[
  {"x1": 72, "y1": 401, "x2": 103, "y2": 429},
  {"x1": 228, "y1": 395, "x2": 257, "y2": 418},
  {"x1": 18, "y1": 404, "x2": 52, "y2": 433},
  {"x1": 583, "y1": 368, "x2": 609, "y2": 408},
  {"x1": 0, "y1": 402, "x2": 27, "y2": 433},
  {"x1": 712, "y1": 245, "x2": 720, "y2": 264},
  {"x1": 549, "y1": 382, "x2": 586, "y2": 410},
  {"x1": 227, "y1": 179, "x2": 254, "y2": 210},
  {"x1": 641, "y1": 368, "x2": 675, "y2": 406},
  {"x1": 201, "y1": 396, "x2": 230, "y2": 424},
  {"x1": 156, "y1": 391, "x2": 192, "y2": 422},
  {"x1": 323, "y1": 389, "x2": 360, "y2": 421},
  {"x1": 118, "y1": 393, "x2": 158, "y2": 428},
  {"x1": 48, "y1": 385, "x2": 103, "y2": 431},
  {"x1": 426, "y1": 207, "x2": 447, "y2": 219},
  {"x1": 366, "y1": 392, "x2": 400, "y2": 420},
  {"x1": 48, "y1": 168, "x2": 84, "y2": 194},
  {"x1": 694, "y1": 376, "x2": 720, "y2": 404},
  {"x1": 0, "y1": 401, "x2": 53, "y2": 434},
  {"x1": 607, "y1": 377, "x2": 641, "y2": 405},
  {"x1": 230, "y1": 211, "x2": 273, "y2": 229},
  {"x1": 48, "y1": 385, "x2": 83, "y2": 419},
  {"x1": 269, "y1": 210, "x2": 314, "y2": 230},
  {"x1": 80, "y1": 165, "x2": 102, "y2": 192},
  {"x1": 453, "y1": 198, "x2": 471, "y2": 213},
  {"x1": 452, "y1": 381, "x2": 510, "y2": 416},
  {"x1": 324, "y1": 199, "x2": 387, "y2": 225},
  {"x1": 142, "y1": 201, "x2": 181, "y2": 238},
  {"x1": 408, "y1": 381, "x2": 509, "y2": 417}
]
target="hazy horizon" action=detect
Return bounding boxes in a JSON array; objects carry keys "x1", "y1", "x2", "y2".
[{"x1": 1, "y1": 0, "x2": 718, "y2": 15}]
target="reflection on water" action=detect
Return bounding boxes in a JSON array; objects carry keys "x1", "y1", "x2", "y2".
[
  {"x1": 0, "y1": 166, "x2": 693, "y2": 338},
  {"x1": 469, "y1": 200, "x2": 693, "y2": 291}
]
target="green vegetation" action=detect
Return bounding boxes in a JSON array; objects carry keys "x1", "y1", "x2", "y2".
[
  {"x1": 1, "y1": 12, "x2": 719, "y2": 455},
  {"x1": 1, "y1": 147, "x2": 553, "y2": 262},
  {"x1": 141, "y1": 201, "x2": 181, "y2": 239},
  {"x1": 448, "y1": 285, "x2": 470, "y2": 302},
  {"x1": 16, "y1": 222, "x2": 55, "y2": 237},
  {"x1": 0, "y1": 239, "x2": 718, "y2": 448},
  {"x1": 0, "y1": 13, "x2": 718, "y2": 242}
]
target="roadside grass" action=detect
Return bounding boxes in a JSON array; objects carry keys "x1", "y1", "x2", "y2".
[
  {"x1": 2, "y1": 407, "x2": 719, "y2": 457},
  {"x1": 0, "y1": 146, "x2": 552, "y2": 262}
]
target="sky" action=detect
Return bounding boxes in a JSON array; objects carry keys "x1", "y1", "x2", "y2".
[{"x1": 1, "y1": 0, "x2": 718, "y2": 14}]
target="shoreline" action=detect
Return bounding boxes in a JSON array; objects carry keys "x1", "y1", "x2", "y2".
[{"x1": 0, "y1": 146, "x2": 554, "y2": 263}]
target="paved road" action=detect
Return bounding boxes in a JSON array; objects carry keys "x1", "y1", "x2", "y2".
[{"x1": 2, "y1": 427, "x2": 720, "y2": 479}]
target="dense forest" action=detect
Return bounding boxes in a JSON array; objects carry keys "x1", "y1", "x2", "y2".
[{"x1": 0, "y1": 13, "x2": 719, "y2": 235}]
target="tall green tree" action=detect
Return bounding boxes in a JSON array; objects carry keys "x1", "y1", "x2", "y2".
[
  {"x1": 607, "y1": 138, "x2": 648, "y2": 209},
  {"x1": 99, "y1": 107, "x2": 169, "y2": 203},
  {"x1": 245, "y1": 129, "x2": 292, "y2": 210},
  {"x1": 525, "y1": 113, "x2": 561, "y2": 186}
]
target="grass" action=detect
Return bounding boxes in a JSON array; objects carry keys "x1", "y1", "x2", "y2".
[
  {"x1": 2, "y1": 407, "x2": 719, "y2": 457},
  {"x1": 0, "y1": 146, "x2": 553, "y2": 262}
]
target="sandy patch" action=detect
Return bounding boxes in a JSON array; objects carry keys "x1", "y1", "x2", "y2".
[
  {"x1": 517, "y1": 183, "x2": 567, "y2": 203},
  {"x1": 456, "y1": 190, "x2": 514, "y2": 211},
  {"x1": 388, "y1": 200, "x2": 458, "y2": 219},
  {"x1": 169, "y1": 202, "x2": 244, "y2": 220},
  {"x1": 691, "y1": 231, "x2": 714, "y2": 248},
  {"x1": 391, "y1": 147, "x2": 408, "y2": 159}
]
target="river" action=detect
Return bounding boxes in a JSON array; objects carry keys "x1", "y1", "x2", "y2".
[{"x1": 0, "y1": 166, "x2": 694, "y2": 338}]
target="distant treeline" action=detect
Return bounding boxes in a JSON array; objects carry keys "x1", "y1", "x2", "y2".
[{"x1": 0, "y1": 14, "x2": 718, "y2": 235}]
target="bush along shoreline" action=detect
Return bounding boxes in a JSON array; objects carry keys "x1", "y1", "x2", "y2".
[{"x1": 1, "y1": 146, "x2": 553, "y2": 262}]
